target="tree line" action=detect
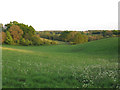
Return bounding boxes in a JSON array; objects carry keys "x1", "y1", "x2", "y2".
[
  {"x1": 36, "y1": 30, "x2": 119, "y2": 44},
  {"x1": 0, "y1": 21, "x2": 119, "y2": 46},
  {"x1": 1, "y1": 21, "x2": 57, "y2": 46}
]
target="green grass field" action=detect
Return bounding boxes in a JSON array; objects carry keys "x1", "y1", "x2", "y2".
[{"x1": 2, "y1": 37, "x2": 119, "y2": 88}]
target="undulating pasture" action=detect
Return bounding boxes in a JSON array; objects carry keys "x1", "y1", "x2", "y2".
[{"x1": 2, "y1": 37, "x2": 119, "y2": 88}]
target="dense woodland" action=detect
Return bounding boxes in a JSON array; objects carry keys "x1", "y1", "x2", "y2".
[{"x1": 0, "y1": 21, "x2": 119, "y2": 46}]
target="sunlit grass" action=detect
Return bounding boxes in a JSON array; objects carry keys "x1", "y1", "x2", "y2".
[{"x1": 2, "y1": 37, "x2": 119, "y2": 88}]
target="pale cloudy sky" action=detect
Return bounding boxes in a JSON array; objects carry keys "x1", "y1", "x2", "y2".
[{"x1": 0, "y1": 0, "x2": 119, "y2": 31}]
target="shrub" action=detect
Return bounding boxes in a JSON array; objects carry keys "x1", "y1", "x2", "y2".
[
  {"x1": 51, "y1": 41, "x2": 58, "y2": 45},
  {"x1": 5, "y1": 31, "x2": 14, "y2": 45},
  {"x1": 26, "y1": 39, "x2": 32, "y2": 46},
  {"x1": 16, "y1": 40, "x2": 20, "y2": 45},
  {"x1": 112, "y1": 35, "x2": 117, "y2": 37},
  {"x1": 73, "y1": 33, "x2": 88, "y2": 44},
  {"x1": 88, "y1": 35, "x2": 103, "y2": 41},
  {"x1": 69, "y1": 42, "x2": 76, "y2": 45},
  {"x1": 23, "y1": 39, "x2": 32, "y2": 46},
  {"x1": 31, "y1": 35, "x2": 43, "y2": 45},
  {"x1": 43, "y1": 40, "x2": 51, "y2": 45},
  {"x1": 20, "y1": 38, "x2": 32, "y2": 46},
  {"x1": 20, "y1": 38, "x2": 26, "y2": 45}
]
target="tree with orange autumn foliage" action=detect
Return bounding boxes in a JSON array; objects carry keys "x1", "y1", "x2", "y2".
[
  {"x1": 8, "y1": 25, "x2": 23, "y2": 41},
  {"x1": 2, "y1": 32, "x2": 6, "y2": 43},
  {"x1": 0, "y1": 32, "x2": 7, "y2": 44}
]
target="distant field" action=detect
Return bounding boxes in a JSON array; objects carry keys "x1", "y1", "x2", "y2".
[{"x1": 2, "y1": 37, "x2": 119, "y2": 88}]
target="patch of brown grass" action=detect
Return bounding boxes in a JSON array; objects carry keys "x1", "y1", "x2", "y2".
[{"x1": 0, "y1": 47, "x2": 33, "y2": 53}]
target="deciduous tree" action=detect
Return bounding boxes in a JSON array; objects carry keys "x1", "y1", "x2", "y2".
[
  {"x1": 2, "y1": 32, "x2": 6, "y2": 43},
  {"x1": 8, "y1": 25, "x2": 23, "y2": 41},
  {"x1": 5, "y1": 31, "x2": 14, "y2": 45}
]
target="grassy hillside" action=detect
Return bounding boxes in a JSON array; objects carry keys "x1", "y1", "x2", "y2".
[{"x1": 2, "y1": 37, "x2": 119, "y2": 88}]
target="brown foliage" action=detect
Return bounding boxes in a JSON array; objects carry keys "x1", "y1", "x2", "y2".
[
  {"x1": 2, "y1": 32, "x2": 6, "y2": 43},
  {"x1": 0, "y1": 32, "x2": 6, "y2": 44},
  {"x1": 8, "y1": 25, "x2": 23, "y2": 41}
]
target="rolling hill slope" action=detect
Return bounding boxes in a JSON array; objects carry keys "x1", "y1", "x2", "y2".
[{"x1": 2, "y1": 37, "x2": 119, "y2": 88}]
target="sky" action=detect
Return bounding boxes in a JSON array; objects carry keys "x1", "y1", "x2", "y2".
[{"x1": 0, "y1": 0, "x2": 119, "y2": 31}]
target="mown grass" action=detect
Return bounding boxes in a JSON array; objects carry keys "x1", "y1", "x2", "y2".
[{"x1": 2, "y1": 37, "x2": 119, "y2": 88}]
